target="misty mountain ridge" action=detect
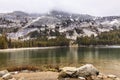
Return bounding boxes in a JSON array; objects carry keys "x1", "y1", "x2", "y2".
[{"x1": 0, "y1": 10, "x2": 120, "y2": 40}]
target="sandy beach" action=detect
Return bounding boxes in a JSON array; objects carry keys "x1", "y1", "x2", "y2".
[{"x1": 13, "y1": 72, "x2": 59, "y2": 80}]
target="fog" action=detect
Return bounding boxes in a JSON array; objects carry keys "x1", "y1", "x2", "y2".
[{"x1": 0, "y1": 0, "x2": 120, "y2": 16}]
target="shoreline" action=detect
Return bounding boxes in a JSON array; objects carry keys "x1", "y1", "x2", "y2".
[
  {"x1": 0, "y1": 45, "x2": 120, "y2": 52},
  {"x1": 0, "y1": 46, "x2": 66, "y2": 52},
  {"x1": 0, "y1": 64, "x2": 119, "y2": 80},
  {"x1": 80, "y1": 45, "x2": 120, "y2": 48}
]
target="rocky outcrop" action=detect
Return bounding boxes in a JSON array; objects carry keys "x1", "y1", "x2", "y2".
[
  {"x1": 58, "y1": 64, "x2": 120, "y2": 80},
  {"x1": 0, "y1": 64, "x2": 119, "y2": 80},
  {"x1": 60, "y1": 67, "x2": 77, "y2": 75},
  {"x1": 58, "y1": 64, "x2": 99, "y2": 79},
  {"x1": 77, "y1": 64, "x2": 99, "y2": 77}
]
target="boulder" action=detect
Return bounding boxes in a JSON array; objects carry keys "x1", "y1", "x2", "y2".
[
  {"x1": 0, "y1": 70, "x2": 9, "y2": 77},
  {"x1": 60, "y1": 67, "x2": 77, "y2": 75},
  {"x1": 2, "y1": 73, "x2": 12, "y2": 80},
  {"x1": 58, "y1": 64, "x2": 99, "y2": 80},
  {"x1": 59, "y1": 67, "x2": 78, "y2": 78},
  {"x1": 77, "y1": 64, "x2": 99, "y2": 77}
]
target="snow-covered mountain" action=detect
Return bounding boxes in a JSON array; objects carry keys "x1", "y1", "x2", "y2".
[{"x1": 0, "y1": 10, "x2": 120, "y2": 40}]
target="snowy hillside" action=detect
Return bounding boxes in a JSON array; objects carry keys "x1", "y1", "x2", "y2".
[{"x1": 0, "y1": 10, "x2": 120, "y2": 40}]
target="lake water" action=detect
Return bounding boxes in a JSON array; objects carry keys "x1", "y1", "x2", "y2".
[{"x1": 0, "y1": 47, "x2": 120, "y2": 76}]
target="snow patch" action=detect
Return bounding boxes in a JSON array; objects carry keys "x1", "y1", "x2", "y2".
[{"x1": 83, "y1": 29, "x2": 97, "y2": 37}]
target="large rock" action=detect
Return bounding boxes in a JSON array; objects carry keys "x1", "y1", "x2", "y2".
[
  {"x1": 60, "y1": 67, "x2": 77, "y2": 75},
  {"x1": 0, "y1": 70, "x2": 9, "y2": 77},
  {"x1": 2, "y1": 73, "x2": 12, "y2": 80},
  {"x1": 59, "y1": 67, "x2": 78, "y2": 78},
  {"x1": 58, "y1": 64, "x2": 99, "y2": 79},
  {"x1": 77, "y1": 64, "x2": 99, "y2": 77}
]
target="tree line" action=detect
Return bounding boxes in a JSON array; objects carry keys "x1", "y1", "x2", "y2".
[
  {"x1": 0, "y1": 30, "x2": 120, "y2": 49},
  {"x1": 0, "y1": 35, "x2": 70, "y2": 49},
  {"x1": 77, "y1": 30, "x2": 120, "y2": 45}
]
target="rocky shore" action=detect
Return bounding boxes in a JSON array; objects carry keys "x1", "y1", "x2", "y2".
[{"x1": 0, "y1": 64, "x2": 119, "y2": 80}]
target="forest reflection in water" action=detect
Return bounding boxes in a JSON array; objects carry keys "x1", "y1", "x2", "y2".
[{"x1": 0, "y1": 47, "x2": 120, "y2": 76}]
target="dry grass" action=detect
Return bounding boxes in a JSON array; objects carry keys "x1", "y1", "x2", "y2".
[
  {"x1": 6, "y1": 65, "x2": 60, "y2": 72},
  {"x1": 7, "y1": 65, "x2": 39, "y2": 72},
  {"x1": 43, "y1": 65, "x2": 60, "y2": 72}
]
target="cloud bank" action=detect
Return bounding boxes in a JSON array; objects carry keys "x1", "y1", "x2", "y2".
[{"x1": 0, "y1": 0, "x2": 120, "y2": 16}]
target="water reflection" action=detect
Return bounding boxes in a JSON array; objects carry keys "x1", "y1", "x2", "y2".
[
  {"x1": 0, "y1": 48, "x2": 120, "y2": 66},
  {"x1": 0, "y1": 47, "x2": 120, "y2": 76},
  {"x1": 5, "y1": 50, "x2": 31, "y2": 66}
]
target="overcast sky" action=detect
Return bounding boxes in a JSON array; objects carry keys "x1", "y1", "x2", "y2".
[{"x1": 0, "y1": 0, "x2": 120, "y2": 16}]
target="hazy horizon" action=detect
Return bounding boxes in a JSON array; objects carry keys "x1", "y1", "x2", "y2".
[{"x1": 0, "y1": 0, "x2": 120, "y2": 16}]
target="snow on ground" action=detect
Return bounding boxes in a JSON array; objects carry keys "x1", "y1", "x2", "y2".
[
  {"x1": 97, "y1": 28, "x2": 111, "y2": 32},
  {"x1": 110, "y1": 19, "x2": 119, "y2": 25},
  {"x1": 22, "y1": 17, "x2": 41, "y2": 29},
  {"x1": 66, "y1": 30, "x2": 79, "y2": 40},
  {"x1": 83, "y1": 29, "x2": 97, "y2": 37},
  {"x1": 8, "y1": 28, "x2": 38, "y2": 39}
]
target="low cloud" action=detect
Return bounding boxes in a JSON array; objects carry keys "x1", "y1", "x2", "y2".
[{"x1": 0, "y1": 0, "x2": 120, "y2": 16}]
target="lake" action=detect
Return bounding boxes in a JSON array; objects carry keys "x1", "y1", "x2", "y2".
[{"x1": 0, "y1": 47, "x2": 120, "y2": 76}]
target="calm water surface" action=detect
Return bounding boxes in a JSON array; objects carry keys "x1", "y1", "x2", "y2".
[{"x1": 0, "y1": 47, "x2": 120, "y2": 76}]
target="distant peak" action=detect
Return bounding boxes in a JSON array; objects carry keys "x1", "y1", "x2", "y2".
[
  {"x1": 49, "y1": 9, "x2": 71, "y2": 14},
  {"x1": 7, "y1": 11, "x2": 29, "y2": 16}
]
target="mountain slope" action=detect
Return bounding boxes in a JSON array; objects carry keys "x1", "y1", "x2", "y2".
[{"x1": 0, "y1": 10, "x2": 120, "y2": 40}]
